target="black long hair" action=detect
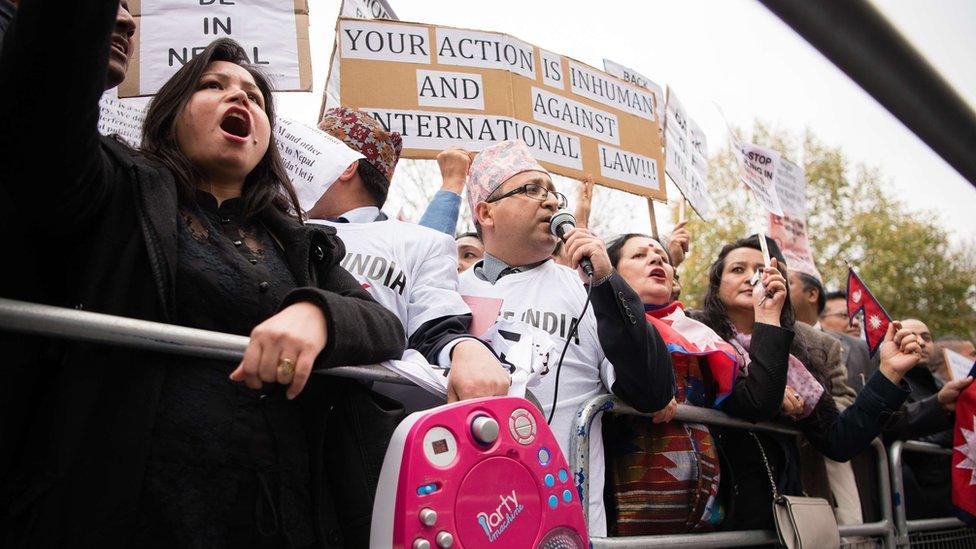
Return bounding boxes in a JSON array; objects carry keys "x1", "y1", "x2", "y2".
[
  {"x1": 699, "y1": 235, "x2": 797, "y2": 340},
  {"x1": 141, "y1": 38, "x2": 302, "y2": 221},
  {"x1": 696, "y1": 235, "x2": 824, "y2": 379}
]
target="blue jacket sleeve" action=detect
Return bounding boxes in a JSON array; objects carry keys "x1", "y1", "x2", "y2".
[{"x1": 418, "y1": 190, "x2": 462, "y2": 236}]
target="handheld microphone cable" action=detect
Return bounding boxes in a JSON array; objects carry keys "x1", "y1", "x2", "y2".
[
  {"x1": 546, "y1": 211, "x2": 595, "y2": 425},
  {"x1": 546, "y1": 273, "x2": 593, "y2": 425}
]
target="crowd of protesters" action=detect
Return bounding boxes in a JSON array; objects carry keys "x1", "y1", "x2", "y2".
[{"x1": 0, "y1": 1, "x2": 973, "y2": 547}]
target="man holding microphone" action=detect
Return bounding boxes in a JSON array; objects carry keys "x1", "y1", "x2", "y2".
[{"x1": 458, "y1": 139, "x2": 676, "y2": 536}]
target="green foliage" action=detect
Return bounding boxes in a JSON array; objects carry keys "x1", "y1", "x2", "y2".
[{"x1": 677, "y1": 122, "x2": 976, "y2": 339}]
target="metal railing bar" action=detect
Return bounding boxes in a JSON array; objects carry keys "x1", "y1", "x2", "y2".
[
  {"x1": 757, "y1": 0, "x2": 976, "y2": 189},
  {"x1": 574, "y1": 395, "x2": 898, "y2": 548},
  {"x1": 899, "y1": 440, "x2": 953, "y2": 456},
  {"x1": 590, "y1": 529, "x2": 780, "y2": 548},
  {"x1": 905, "y1": 517, "x2": 966, "y2": 532},
  {"x1": 0, "y1": 297, "x2": 413, "y2": 385}
]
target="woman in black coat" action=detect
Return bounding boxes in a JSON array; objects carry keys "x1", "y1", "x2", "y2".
[
  {"x1": 0, "y1": 1, "x2": 405, "y2": 547},
  {"x1": 694, "y1": 235, "x2": 919, "y2": 530}
]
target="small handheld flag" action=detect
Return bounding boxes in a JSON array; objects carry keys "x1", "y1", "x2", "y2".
[{"x1": 846, "y1": 268, "x2": 892, "y2": 358}]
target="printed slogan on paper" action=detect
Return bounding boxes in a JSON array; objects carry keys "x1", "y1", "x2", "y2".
[{"x1": 327, "y1": 18, "x2": 668, "y2": 200}]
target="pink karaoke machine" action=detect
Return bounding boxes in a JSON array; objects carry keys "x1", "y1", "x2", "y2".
[{"x1": 370, "y1": 396, "x2": 588, "y2": 549}]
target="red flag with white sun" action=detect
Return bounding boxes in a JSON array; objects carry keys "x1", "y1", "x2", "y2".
[
  {"x1": 952, "y1": 371, "x2": 976, "y2": 526},
  {"x1": 846, "y1": 268, "x2": 892, "y2": 358}
]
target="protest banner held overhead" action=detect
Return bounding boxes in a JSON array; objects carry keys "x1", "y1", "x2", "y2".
[
  {"x1": 730, "y1": 132, "x2": 784, "y2": 216},
  {"x1": 326, "y1": 18, "x2": 668, "y2": 200},
  {"x1": 663, "y1": 87, "x2": 711, "y2": 220},
  {"x1": 119, "y1": 0, "x2": 312, "y2": 97},
  {"x1": 602, "y1": 59, "x2": 666, "y2": 124},
  {"x1": 767, "y1": 157, "x2": 820, "y2": 278}
]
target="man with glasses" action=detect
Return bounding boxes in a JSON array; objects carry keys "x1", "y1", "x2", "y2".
[{"x1": 458, "y1": 139, "x2": 676, "y2": 536}]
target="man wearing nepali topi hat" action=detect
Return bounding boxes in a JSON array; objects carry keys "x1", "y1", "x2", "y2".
[
  {"x1": 306, "y1": 107, "x2": 510, "y2": 401},
  {"x1": 457, "y1": 139, "x2": 676, "y2": 536}
]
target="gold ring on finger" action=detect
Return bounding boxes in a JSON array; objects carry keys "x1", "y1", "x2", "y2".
[{"x1": 277, "y1": 357, "x2": 295, "y2": 378}]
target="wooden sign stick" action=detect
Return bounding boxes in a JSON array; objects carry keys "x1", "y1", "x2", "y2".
[{"x1": 647, "y1": 198, "x2": 659, "y2": 240}]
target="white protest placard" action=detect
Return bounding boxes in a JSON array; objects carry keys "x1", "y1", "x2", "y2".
[
  {"x1": 416, "y1": 70, "x2": 485, "y2": 110},
  {"x1": 120, "y1": 0, "x2": 311, "y2": 98},
  {"x1": 434, "y1": 28, "x2": 537, "y2": 80},
  {"x1": 98, "y1": 90, "x2": 148, "y2": 148},
  {"x1": 602, "y1": 58, "x2": 665, "y2": 123},
  {"x1": 340, "y1": 0, "x2": 398, "y2": 19},
  {"x1": 540, "y1": 49, "x2": 565, "y2": 90},
  {"x1": 340, "y1": 20, "x2": 432, "y2": 64},
  {"x1": 275, "y1": 117, "x2": 366, "y2": 212},
  {"x1": 568, "y1": 61, "x2": 657, "y2": 122},
  {"x1": 663, "y1": 87, "x2": 711, "y2": 220},
  {"x1": 767, "y1": 158, "x2": 820, "y2": 278},
  {"x1": 944, "y1": 347, "x2": 976, "y2": 381},
  {"x1": 730, "y1": 132, "x2": 784, "y2": 216},
  {"x1": 531, "y1": 86, "x2": 619, "y2": 145}
]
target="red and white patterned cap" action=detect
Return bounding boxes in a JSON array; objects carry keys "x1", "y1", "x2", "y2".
[
  {"x1": 466, "y1": 140, "x2": 548, "y2": 215},
  {"x1": 318, "y1": 107, "x2": 402, "y2": 183}
]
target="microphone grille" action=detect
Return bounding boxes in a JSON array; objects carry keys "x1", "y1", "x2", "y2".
[{"x1": 549, "y1": 211, "x2": 577, "y2": 238}]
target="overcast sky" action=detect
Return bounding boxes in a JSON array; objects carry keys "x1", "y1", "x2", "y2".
[{"x1": 276, "y1": 0, "x2": 976, "y2": 242}]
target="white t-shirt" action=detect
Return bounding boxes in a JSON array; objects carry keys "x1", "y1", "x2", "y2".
[
  {"x1": 308, "y1": 218, "x2": 470, "y2": 338},
  {"x1": 459, "y1": 259, "x2": 615, "y2": 536}
]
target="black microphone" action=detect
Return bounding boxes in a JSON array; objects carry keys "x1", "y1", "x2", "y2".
[{"x1": 549, "y1": 211, "x2": 594, "y2": 277}]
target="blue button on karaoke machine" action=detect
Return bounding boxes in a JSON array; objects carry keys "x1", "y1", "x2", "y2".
[
  {"x1": 548, "y1": 495, "x2": 559, "y2": 509},
  {"x1": 558, "y1": 469, "x2": 568, "y2": 483},
  {"x1": 544, "y1": 474, "x2": 555, "y2": 488},
  {"x1": 562, "y1": 489, "x2": 572, "y2": 503}
]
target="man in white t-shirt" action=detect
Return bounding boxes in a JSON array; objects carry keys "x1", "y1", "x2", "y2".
[
  {"x1": 460, "y1": 139, "x2": 676, "y2": 536},
  {"x1": 305, "y1": 108, "x2": 510, "y2": 408}
]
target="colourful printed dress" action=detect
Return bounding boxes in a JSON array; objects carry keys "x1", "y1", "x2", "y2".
[{"x1": 604, "y1": 301, "x2": 739, "y2": 536}]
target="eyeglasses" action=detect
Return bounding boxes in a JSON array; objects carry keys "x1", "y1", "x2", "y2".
[
  {"x1": 820, "y1": 312, "x2": 849, "y2": 319},
  {"x1": 486, "y1": 183, "x2": 568, "y2": 209}
]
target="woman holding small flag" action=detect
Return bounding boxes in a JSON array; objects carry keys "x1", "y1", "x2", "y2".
[{"x1": 694, "y1": 234, "x2": 924, "y2": 530}]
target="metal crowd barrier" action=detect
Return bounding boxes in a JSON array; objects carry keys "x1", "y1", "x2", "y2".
[
  {"x1": 3, "y1": 298, "x2": 972, "y2": 548},
  {"x1": 889, "y1": 440, "x2": 975, "y2": 548},
  {"x1": 571, "y1": 394, "x2": 898, "y2": 548},
  {"x1": 0, "y1": 297, "x2": 409, "y2": 384}
]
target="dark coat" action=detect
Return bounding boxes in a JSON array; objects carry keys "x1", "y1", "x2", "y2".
[
  {"x1": 699, "y1": 323, "x2": 909, "y2": 530},
  {"x1": 0, "y1": 1, "x2": 406, "y2": 546}
]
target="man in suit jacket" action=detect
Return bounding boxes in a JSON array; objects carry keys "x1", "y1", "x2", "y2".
[{"x1": 789, "y1": 269, "x2": 867, "y2": 529}]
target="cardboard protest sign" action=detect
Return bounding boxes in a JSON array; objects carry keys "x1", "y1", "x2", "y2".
[
  {"x1": 663, "y1": 87, "x2": 711, "y2": 220},
  {"x1": 944, "y1": 347, "x2": 976, "y2": 381},
  {"x1": 730, "y1": 132, "x2": 784, "y2": 216},
  {"x1": 325, "y1": 0, "x2": 400, "y2": 112},
  {"x1": 275, "y1": 117, "x2": 366, "y2": 212},
  {"x1": 326, "y1": 18, "x2": 667, "y2": 200},
  {"x1": 119, "y1": 0, "x2": 312, "y2": 98},
  {"x1": 767, "y1": 158, "x2": 820, "y2": 278},
  {"x1": 602, "y1": 59, "x2": 665, "y2": 124}
]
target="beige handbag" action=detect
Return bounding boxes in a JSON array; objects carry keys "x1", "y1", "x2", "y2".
[{"x1": 750, "y1": 432, "x2": 840, "y2": 549}]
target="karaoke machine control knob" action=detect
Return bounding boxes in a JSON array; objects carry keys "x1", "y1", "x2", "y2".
[
  {"x1": 413, "y1": 538, "x2": 431, "y2": 549},
  {"x1": 436, "y1": 531, "x2": 454, "y2": 548},
  {"x1": 419, "y1": 507, "x2": 437, "y2": 527},
  {"x1": 471, "y1": 415, "x2": 499, "y2": 445}
]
